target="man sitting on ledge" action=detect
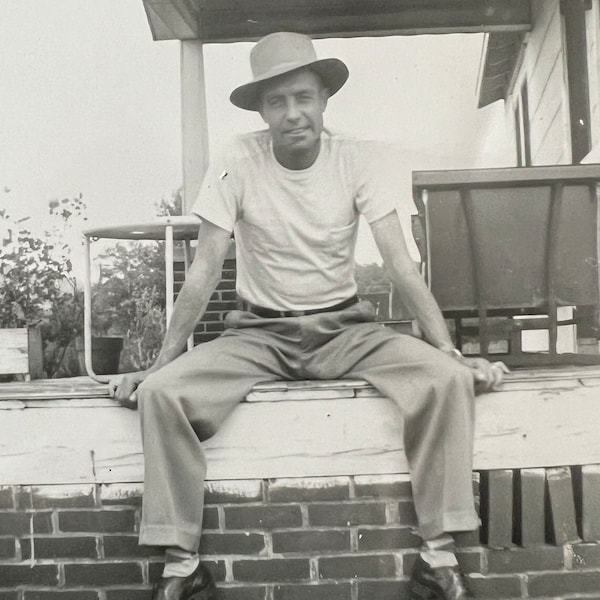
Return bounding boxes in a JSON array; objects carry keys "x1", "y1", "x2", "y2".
[{"x1": 110, "y1": 32, "x2": 506, "y2": 600}]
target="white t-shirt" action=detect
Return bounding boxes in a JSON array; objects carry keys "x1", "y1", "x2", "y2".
[{"x1": 192, "y1": 129, "x2": 398, "y2": 311}]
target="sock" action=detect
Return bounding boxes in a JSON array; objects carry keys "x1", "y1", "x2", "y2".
[
  {"x1": 162, "y1": 547, "x2": 200, "y2": 578},
  {"x1": 420, "y1": 534, "x2": 458, "y2": 568}
]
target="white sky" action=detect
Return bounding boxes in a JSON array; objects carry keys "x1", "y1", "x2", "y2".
[{"x1": 1, "y1": 0, "x2": 513, "y2": 267}]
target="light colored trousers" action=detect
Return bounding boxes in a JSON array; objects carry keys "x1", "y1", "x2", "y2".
[{"x1": 137, "y1": 301, "x2": 478, "y2": 551}]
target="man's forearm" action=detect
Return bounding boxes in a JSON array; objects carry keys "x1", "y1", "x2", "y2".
[
  {"x1": 370, "y1": 212, "x2": 455, "y2": 354},
  {"x1": 151, "y1": 268, "x2": 221, "y2": 371},
  {"x1": 150, "y1": 222, "x2": 233, "y2": 373},
  {"x1": 386, "y1": 267, "x2": 455, "y2": 353}
]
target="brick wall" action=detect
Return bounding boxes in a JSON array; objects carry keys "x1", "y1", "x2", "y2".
[
  {"x1": 1, "y1": 471, "x2": 600, "y2": 599},
  {"x1": 174, "y1": 255, "x2": 238, "y2": 345}
]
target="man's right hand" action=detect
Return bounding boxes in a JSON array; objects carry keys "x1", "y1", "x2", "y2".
[{"x1": 108, "y1": 370, "x2": 150, "y2": 410}]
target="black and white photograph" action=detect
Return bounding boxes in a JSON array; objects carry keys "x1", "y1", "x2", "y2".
[{"x1": 1, "y1": 1, "x2": 600, "y2": 599}]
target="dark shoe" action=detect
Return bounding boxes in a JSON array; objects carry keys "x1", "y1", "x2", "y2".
[
  {"x1": 151, "y1": 561, "x2": 216, "y2": 600},
  {"x1": 409, "y1": 555, "x2": 471, "y2": 599}
]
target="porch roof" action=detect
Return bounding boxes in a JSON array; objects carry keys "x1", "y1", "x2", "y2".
[
  {"x1": 477, "y1": 30, "x2": 525, "y2": 108},
  {"x1": 142, "y1": 0, "x2": 532, "y2": 43}
]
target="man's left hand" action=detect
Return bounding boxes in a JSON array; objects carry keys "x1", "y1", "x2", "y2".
[{"x1": 460, "y1": 356, "x2": 509, "y2": 393}]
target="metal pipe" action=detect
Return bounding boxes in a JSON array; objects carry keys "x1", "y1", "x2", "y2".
[
  {"x1": 184, "y1": 239, "x2": 194, "y2": 351},
  {"x1": 165, "y1": 225, "x2": 175, "y2": 326},
  {"x1": 83, "y1": 236, "x2": 108, "y2": 383}
]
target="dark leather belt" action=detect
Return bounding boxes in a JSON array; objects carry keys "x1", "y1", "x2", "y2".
[{"x1": 244, "y1": 295, "x2": 359, "y2": 318}]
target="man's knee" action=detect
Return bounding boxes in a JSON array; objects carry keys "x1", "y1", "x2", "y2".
[
  {"x1": 137, "y1": 370, "x2": 178, "y2": 415},
  {"x1": 138, "y1": 370, "x2": 164, "y2": 398},
  {"x1": 430, "y1": 357, "x2": 475, "y2": 416},
  {"x1": 442, "y1": 357, "x2": 473, "y2": 387},
  {"x1": 137, "y1": 371, "x2": 222, "y2": 442}
]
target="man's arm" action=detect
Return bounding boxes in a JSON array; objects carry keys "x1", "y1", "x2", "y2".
[
  {"x1": 111, "y1": 219, "x2": 232, "y2": 406},
  {"x1": 369, "y1": 210, "x2": 506, "y2": 391}
]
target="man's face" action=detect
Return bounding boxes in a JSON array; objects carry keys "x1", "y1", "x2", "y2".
[{"x1": 258, "y1": 68, "x2": 329, "y2": 167}]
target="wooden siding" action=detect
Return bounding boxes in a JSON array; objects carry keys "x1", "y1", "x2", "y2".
[
  {"x1": 527, "y1": 0, "x2": 571, "y2": 165},
  {"x1": 586, "y1": 1, "x2": 600, "y2": 151}
]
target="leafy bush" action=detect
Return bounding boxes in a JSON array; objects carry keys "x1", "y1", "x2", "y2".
[
  {"x1": 0, "y1": 195, "x2": 87, "y2": 377},
  {"x1": 94, "y1": 241, "x2": 166, "y2": 371},
  {"x1": 0, "y1": 188, "x2": 182, "y2": 377}
]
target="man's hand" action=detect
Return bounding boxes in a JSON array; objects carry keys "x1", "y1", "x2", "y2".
[
  {"x1": 108, "y1": 370, "x2": 150, "y2": 410},
  {"x1": 459, "y1": 356, "x2": 509, "y2": 393}
]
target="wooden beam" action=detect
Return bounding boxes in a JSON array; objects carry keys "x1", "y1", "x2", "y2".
[
  {"x1": 143, "y1": 0, "x2": 531, "y2": 42},
  {"x1": 181, "y1": 40, "x2": 210, "y2": 213},
  {"x1": 199, "y1": 0, "x2": 531, "y2": 43},
  {"x1": 2, "y1": 378, "x2": 600, "y2": 485},
  {"x1": 144, "y1": 0, "x2": 199, "y2": 40},
  {"x1": 561, "y1": 0, "x2": 592, "y2": 163}
]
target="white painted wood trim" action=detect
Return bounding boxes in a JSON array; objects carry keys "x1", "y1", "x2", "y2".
[
  {"x1": 181, "y1": 40, "x2": 210, "y2": 214},
  {"x1": 2, "y1": 379, "x2": 600, "y2": 485}
]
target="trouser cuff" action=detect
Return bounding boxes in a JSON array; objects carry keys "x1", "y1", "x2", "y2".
[
  {"x1": 139, "y1": 524, "x2": 201, "y2": 553},
  {"x1": 419, "y1": 509, "x2": 480, "y2": 541}
]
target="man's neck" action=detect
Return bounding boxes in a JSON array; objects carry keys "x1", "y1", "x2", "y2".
[{"x1": 273, "y1": 140, "x2": 321, "y2": 170}]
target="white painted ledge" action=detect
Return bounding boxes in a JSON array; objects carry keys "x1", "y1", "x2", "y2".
[{"x1": 0, "y1": 370, "x2": 600, "y2": 485}]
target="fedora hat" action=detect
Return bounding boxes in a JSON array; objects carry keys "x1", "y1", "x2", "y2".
[{"x1": 230, "y1": 32, "x2": 349, "y2": 111}]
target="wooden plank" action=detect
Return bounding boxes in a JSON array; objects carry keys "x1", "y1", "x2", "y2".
[
  {"x1": 503, "y1": 365, "x2": 600, "y2": 381},
  {"x1": 0, "y1": 328, "x2": 29, "y2": 375},
  {"x1": 485, "y1": 470, "x2": 514, "y2": 548},
  {"x1": 199, "y1": 0, "x2": 531, "y2": 42},
  {"x1": 0, "y1": 406, "x2": 141, "y2": 485},
  {"x1": 527, "y1": 2, "x2": 562, "y2": 119},
  {"x1": 202, "y1": 397, "x2": 405, "y2": 480},
  {"x1": 0, "y1": 376, "x2": 109, "y2": 401},
  {"x1": 27, "y1": 328, "x2": 44, "y2": 379},
  {"x1": 518, "y1": 468, "x2": 547, "y2": 546},
  {"x1": 581, "y1": 464, "x2": 600, "y2": 542},
  {"x1": 251, "y1": 379, "x2": 370, "y2": 392},
  {"x1": 2, "y1": 367, "x2": 599, "y2": 402},
  {"x1": 144, "y1": 0, "x2": 198, "y2": 39},
  {"x1": 546, "y1": 467, "x2": 581, "y2": 544},
  {"x1": 413, "y1": 163, "x2": 600, "y2": 191},
  {"x1": 246, "y1": 388, "x2": 359, "y2": 402},
  {"x1": 142, "y1": 0, "x2": 531, "y2": 42},
  {"x1": 474, "y1": 385, "x2": 600, "y2": 470},
  {"x1": 2, "y1": 381, "x2": 600, "y2": 485}
]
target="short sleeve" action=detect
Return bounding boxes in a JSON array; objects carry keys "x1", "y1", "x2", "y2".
[
  {"x1": 191, "y1": 140, "x2": 242, "y2": 232},
  {"x1": 353, "y1": 141, "x2": 404, "y2": 224}
]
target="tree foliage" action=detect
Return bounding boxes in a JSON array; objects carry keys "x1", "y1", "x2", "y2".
[
  {"x1": 90, "y1": 188, "x2": 183, "y2": 371},
  {"x1": 93, "y1": 241, "x2": 166, "y2": 371},
  {"x1": 0, "y1": 195, "x2": 87, "y2": 377}
]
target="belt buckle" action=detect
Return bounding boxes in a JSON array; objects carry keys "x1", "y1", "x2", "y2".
[{"x1": 288, "y1": 309, "x2": 307, "y2": 318}]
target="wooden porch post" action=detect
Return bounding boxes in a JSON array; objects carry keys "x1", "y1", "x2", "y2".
[{"x1": 181, "y1": 40, "x2": 210, "y2": 214}]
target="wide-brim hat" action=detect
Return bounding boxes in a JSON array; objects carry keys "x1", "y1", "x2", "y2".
[{"x1": 230, "y1": 32, "x2": 349, "y2": 111}]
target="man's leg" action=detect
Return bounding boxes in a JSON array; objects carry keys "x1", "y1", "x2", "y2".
[
  {"x1": 302, "y1": 310, "x2": 477, "y2": 598},
  {"x1": 347, "y1": 334, "x2": 477, "y2": 540},
  {"x1": 137, "y1": 326, "x2": 292, "y2": 552},
  {"x1": 301, "y1": 308, "x2": 478, "y2": 537}
]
